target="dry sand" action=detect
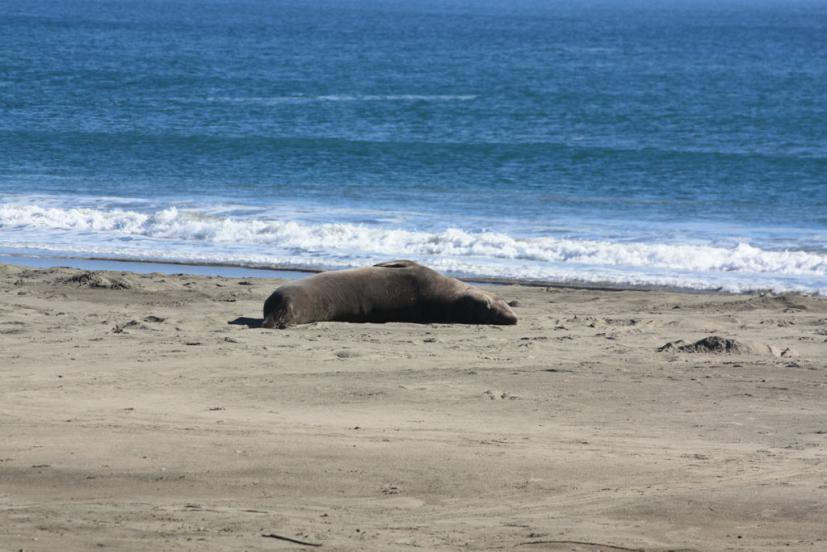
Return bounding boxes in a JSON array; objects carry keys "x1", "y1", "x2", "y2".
[{"x1": 1, "y1": 263, "x2": 826, "y2": 552}]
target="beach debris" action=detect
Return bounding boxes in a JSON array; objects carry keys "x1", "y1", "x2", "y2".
[
  {"x1": 656, "y1": 339, "x2": 688, "y2": 353},
  {"x1": 261, "y1": 533, "x2": 322, "y2": 547},
  {"x1": 112, "y1": 319, "x2": 143, "y2": 333},
  {"x1": 768, "y1": 345, "x2": 800, "y2": 358},
  {"x1": 143, "y1": 315, "x2": 166, "y2": 323},
  {"x1": 508, "y1": 300, "x2": 521, "y2": 307},
  {"x1": 381, "y1": 484, "x2": 401, "y2": 495},
  {"x1": 64, "y1": 271, "x2": 133, "y2": 290},
  {"x1": 483, "y1": 390, "x2": 518, "y2": 400},
  {"x1": 516, "y1": 540, "x2": 643, "y2": 551},
  {"x1": 780, "y1": 347, "x2": 800, "y2": 358},
  {"x1": 657, "y1": 336, "x2": 753, "y2": 354}
]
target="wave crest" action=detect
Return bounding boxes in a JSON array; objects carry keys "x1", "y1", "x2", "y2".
[{"x1": 1, "y1": 202, "x2": 825, "y2": 292}]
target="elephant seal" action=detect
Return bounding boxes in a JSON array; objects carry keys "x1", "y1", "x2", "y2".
[{"x1": 262, "y1": 260, "x2": 517, "y2": 328}]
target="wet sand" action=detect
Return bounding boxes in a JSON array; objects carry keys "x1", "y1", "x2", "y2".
[{"x1": 1, "y1": 263, "x2": 826, "y2": 551}]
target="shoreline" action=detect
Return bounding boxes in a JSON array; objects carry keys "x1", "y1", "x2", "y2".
[{"x1": 0, "y1": 253, "x2": 795, "y2": 297}]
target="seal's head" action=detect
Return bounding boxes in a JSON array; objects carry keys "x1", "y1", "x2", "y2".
[{"x1": 262, "y1": 290, "x2": 295, "y2": 329}]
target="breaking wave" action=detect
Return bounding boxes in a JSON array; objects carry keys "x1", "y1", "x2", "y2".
[{"x1": 1, "y1": 202, "x2": 825, "y2": 293}]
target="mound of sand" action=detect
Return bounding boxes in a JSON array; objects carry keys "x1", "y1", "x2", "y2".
[
  {"x1": 63, "y1": 271, "x2": 133, "y2": 290},
  {"x1": 657, "y1": 335, "x2": 754, "y2": 354}
]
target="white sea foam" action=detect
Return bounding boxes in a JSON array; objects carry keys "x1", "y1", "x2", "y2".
[{"x1": 1, "y1": 202, "x2": 825, "y2": 293}]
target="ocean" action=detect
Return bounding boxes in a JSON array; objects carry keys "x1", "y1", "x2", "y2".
[{"x1": 1, "y1": 0, "x2": 826, "y2": 293}]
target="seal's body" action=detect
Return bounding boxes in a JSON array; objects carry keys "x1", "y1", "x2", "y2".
[{"x1": 262, "y1": 260, "x2": 517, "y2": 328}]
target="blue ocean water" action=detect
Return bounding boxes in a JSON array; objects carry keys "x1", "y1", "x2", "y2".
[{"x1": 1, "y1": 0, "x2": 826, "y2": 292}]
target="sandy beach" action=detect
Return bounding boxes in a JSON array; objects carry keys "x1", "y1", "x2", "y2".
[{"x1": 1, "y1": 263, "x2": 826, "y2": 552}]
